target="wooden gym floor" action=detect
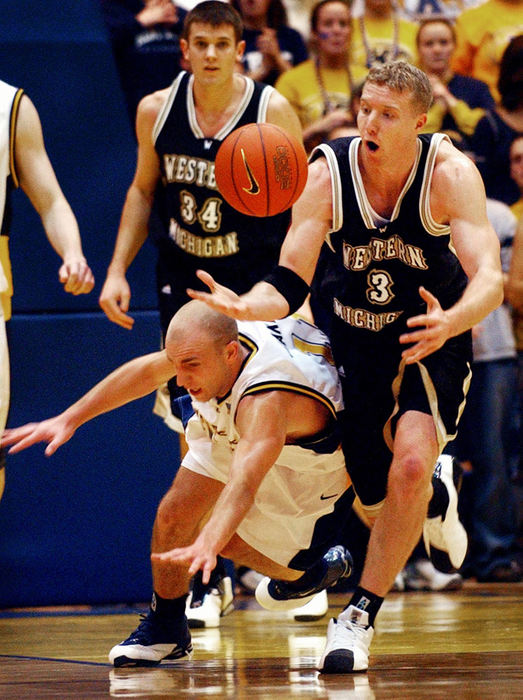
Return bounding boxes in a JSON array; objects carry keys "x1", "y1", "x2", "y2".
[{"x1": 0, "y1": 583, "x2": 521, "y2": 699}]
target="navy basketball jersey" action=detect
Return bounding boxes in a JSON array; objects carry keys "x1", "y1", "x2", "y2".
[
  {"x1": 152, "y1": 71, "x2": 290, "y2": 310},
  {"x1": 310, "y1": 133, "x2": 468, "y2": 350}
]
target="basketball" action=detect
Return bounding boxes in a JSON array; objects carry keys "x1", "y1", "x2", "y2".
[{"x1": 215, "y1": 123, "x2": 308, "y2": 217}]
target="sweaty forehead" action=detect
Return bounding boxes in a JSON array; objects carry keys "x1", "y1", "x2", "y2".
[{"x1": 361, "y1": 83, "x2": 405, "y2": 108}]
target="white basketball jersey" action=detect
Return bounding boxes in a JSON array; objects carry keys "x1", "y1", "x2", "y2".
[{"x1": 182, "y1": 316, "x2": 349, "y2": 565}]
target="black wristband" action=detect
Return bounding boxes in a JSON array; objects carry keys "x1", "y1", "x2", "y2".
[{"x1": 263, "y1": 265, "x2": 310, "y2": 314}]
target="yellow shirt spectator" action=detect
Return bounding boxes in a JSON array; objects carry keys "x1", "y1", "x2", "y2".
[
  {"x1": 351, "y1": 9, "x2": 418, "y2": 71},
  {"x1": 275, "y1": 58, "x2": 367, "y2": 130},
  {"x1": 452, "y1": 0, "x2": 523, "y2": 101}
]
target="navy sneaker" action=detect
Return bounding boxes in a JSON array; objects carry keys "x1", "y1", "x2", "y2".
[
  {"x1": 424, "y1": 455, "x2": 467, "y2": 573},
  {"x1": 256, "y1": 545, "x2": 353, "y2": 611},
  {"x1": 108, "y1": 609, "x2": 193, "y2": 667}
]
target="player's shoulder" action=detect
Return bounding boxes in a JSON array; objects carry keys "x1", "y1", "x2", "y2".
[
  {"x1": 431, "y1": 136, "x2": 485, "y2": 215},
  {"x1": 138, "y1": 87, "x2": 171, "y2": 119},
  {"x1": 433, "y1": 137, "x2": 478, "y2": 184}
]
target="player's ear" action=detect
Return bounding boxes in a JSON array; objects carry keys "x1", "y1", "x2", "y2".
[
  {"x1": 415, "y1": 113, "x2": 427, "y2": 131},
  {"x1": 225, "y1": 339, "x2": 239, "y2": 363},
  {"x1": 236, "y1": 40, "x2": 246, "y2": 60},
  {"x1": 180, "y1": 38, "x2": 189, "y2": 61}
]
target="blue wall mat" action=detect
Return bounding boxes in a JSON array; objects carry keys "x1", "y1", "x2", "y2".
[
  {"x1": 0, "y1": 311, "x2": 179, "y2": 607},
  {"x1": 0, "y1": 2, "x2": 184, "y2": 607},
  {"x1": 0, "y1": 0, "x2": 159, "y2": 314}
]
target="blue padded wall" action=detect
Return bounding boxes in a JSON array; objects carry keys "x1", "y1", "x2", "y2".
[
  {"x1": 0, "y1": 2, "x2": 178, "y2": 606},
  {"x1": 0, "y1": 312, "x2": 179, "y2": 607},
  {"x1": 0, "y1": 0, "x2": 158, "y2": 313}
]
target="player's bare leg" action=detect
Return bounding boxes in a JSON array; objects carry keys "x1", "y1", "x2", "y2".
[
  {"x1": 109, "y1": 468, "x2": 222, "y2": 667},
  {"x1": 319, "y1": 411, "x2": 438, "y2": 674}
]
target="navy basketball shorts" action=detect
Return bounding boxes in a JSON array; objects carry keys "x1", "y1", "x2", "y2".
[{"x1": 338, "y1": 332, "x2": 472, "y2": 508}]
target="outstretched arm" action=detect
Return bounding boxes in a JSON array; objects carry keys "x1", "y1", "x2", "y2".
[
  {"x1": 400, "y1": 146, "x2": 504, "y2": 364},
  {"x1": 2, "y1": 350, "x2": 174, "y2": 456},
  {"x1": 187, "y1": 158, "x2": 333, "y2": 320},
  {"x1": 152, "y1": 391, "x2": 289, "y2": 582},
  {"x1": 15, "y1": 95, "x2": 94, "y2": 295}
]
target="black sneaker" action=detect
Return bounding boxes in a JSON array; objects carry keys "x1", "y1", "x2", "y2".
[
  {"x1": 255, "y1": 545, "x2": 353, "y2": 611},
  {"x1": 108, "y1": 609, "x2": 193, "y2": 667}
]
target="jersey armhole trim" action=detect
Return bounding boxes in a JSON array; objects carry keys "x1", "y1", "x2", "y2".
[
  {"x1": 10, "y1": 88, "x2": 24, "y2": 188},
  {"x1": 420, "y1": 132, "x2": 451, "y2": 237},
  {"x1": 152, "y1": 71, "x2": 186, "y2": 144},
  {"x1": 310, "y1": 143, "x2": 343, "y2": 247}
]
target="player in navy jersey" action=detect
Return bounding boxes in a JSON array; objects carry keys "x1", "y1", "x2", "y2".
[
  {"x1": 98, "y1": 1, "x2": 303, "y2": 628},
  {"x1": 187, "y1": 61, "x2": 504, "y2": 672}
]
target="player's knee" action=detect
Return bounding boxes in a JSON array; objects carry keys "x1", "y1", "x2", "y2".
[
  {"x1": 154, "y1": 491, "x2": 192, "y2": 541},
  {"x1": 388, "y1": 454, "x2": 430, "y2": 502}
]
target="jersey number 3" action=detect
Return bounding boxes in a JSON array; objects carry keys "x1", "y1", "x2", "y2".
[{"x1": 367, "y1": 269, "x2": 394, "y2": 305}]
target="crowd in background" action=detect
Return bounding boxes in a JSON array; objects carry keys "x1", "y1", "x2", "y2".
[{"x1": 98, "y1": 0, "x2": 522, "y2": 587}]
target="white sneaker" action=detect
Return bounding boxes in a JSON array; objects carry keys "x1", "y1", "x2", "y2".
[
  {"x1": 392, "y1": 570, "x2": 406, "y2": 592},
  {"x1": 423, "y1": 454, "x2": 468, "y2": 572},
  {"x1": 186, "y1": 576, "x2": 234, "y2": 629},
  {"x1": 318, "y1": 604, "x2": 374, "y2": 673},
  {"x1": 236, "y1": 567, "x2": 265, "y2": 593},
  {"x1": 288, "y1": 590, "x2": 329, "y2": 622},
  {"x1": 404, "y1": 559, "x2": 463, "y2": 591}
]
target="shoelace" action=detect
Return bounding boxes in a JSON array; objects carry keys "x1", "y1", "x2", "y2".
[
  {"x1": 128, "y1": 613, "x2": 157, "y2": 642},
  {"x1": 333, "y1": 616, "x2": 369, "y2": 645}
]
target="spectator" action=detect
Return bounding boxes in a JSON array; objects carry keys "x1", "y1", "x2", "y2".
[
  {"x1": 99, "y1": 0, "x2": 187, "y2": 125},
  {"x1": 469, "y1": 35, "x2": 523, "y2": 206},
  {"x1": 275, "y1": 0, "x2": 367, "y2": 152},
  {"x1": 417, "y1": 18, "x2": 495, "y2": 149},
  {"x1": 446, "y1": 198, "x2": 521, "y2": 583},
  {"x1": 231, "y1": 0, "x2": 308, "y2": 85},
  {"x1": 350, "y1": 0, "x2": 419, "y2": 73},
  {"x1": 452, "y1": 0, "x2": 523, "y2": 102}
]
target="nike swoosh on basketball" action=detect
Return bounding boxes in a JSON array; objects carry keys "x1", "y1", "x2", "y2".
[
  {"x1": 320, "y1": 493, "x2": 338, "y2": 500},
  {"x1": 241, "y1": 148, "x2": 260, "y2": 195}
]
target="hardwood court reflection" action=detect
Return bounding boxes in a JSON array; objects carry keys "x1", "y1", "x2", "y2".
[{"x1": 0, "y1": 584, "x2": 521, "y2": 699}]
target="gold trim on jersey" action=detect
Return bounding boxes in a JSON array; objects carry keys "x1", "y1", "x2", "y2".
[
  {"x1": 9, "y1": 88, "x2": 23, "y2": 188},
  {"x1": 291, "y1": 333, "x2": 335, "y2": 365},
  {"x1": 238, "y1": 332, "x2": 258, "y2": 356},
  {"x1": 420, "y1": 133, "x2": 451, "y2": 237},
  {"x1": 310, "y1": 143, "x2": 343, "y2": 251},
  {"x1": 152, "y1": 71, "x2": 185, "y2": 144},
  {"x1": 188, "y1": 74, "x2": 255, "y2": 141},
  {"x1": 383, "y1": 356, "x2": 472, "y2": 454},
  {"x1": 350, "y1": 138, "x2": 422, "y2": 230},
  {"x1": 241, "y1": 381, "x2": 337, "y2": 419}
]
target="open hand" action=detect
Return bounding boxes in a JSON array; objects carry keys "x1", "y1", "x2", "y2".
[
  {"x1": 151, "y1": 540, "x2": 217, "y2": 584},
  {"x1": 187, "y1": 270, "x2": 252, "y2": 319},
  {"x1": 400, "y1": 286, "x2": 451, "y2": 363},
  {"x1": 2, "y1": 415, "x2": 75, "y2": 456}
]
